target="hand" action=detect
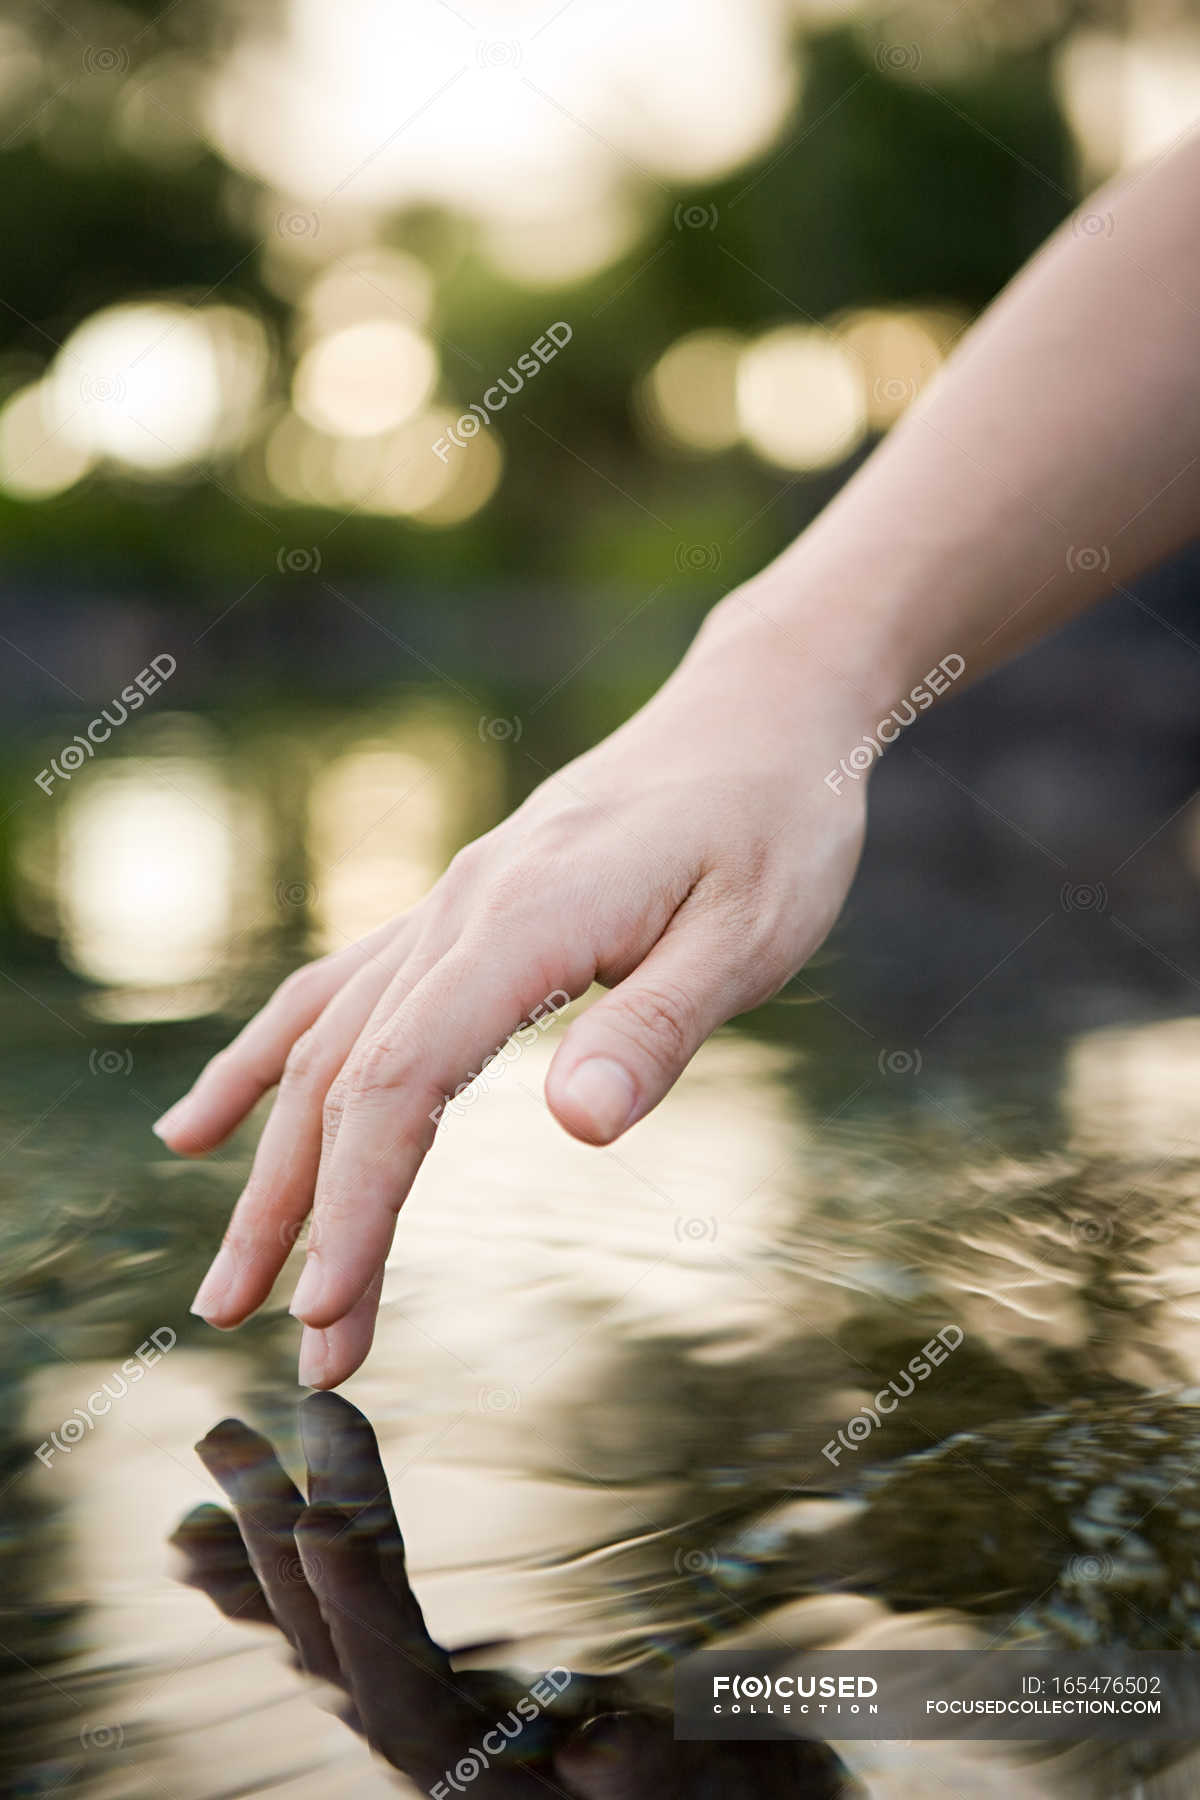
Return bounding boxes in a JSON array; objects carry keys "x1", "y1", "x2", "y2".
[
  {"x1": 158, "y1": 592, "x2": 872, "y2": 1385},
  {"x1": 171, "y1": 1391, "x2": 854, "y2": 1798}
]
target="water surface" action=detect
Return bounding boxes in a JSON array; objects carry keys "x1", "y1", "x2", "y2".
[{"x1": 5, "y1": 691, "x2": 1200, "y2": 1797}]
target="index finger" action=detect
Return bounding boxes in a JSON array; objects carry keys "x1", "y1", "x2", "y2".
[{"x1": 289, "y1": 926, "x2": 583, "y2": 1332}]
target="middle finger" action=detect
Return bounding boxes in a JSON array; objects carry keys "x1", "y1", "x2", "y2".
[{"x1": 191, "y1": 926, "x2": 420, "y2": 1327}]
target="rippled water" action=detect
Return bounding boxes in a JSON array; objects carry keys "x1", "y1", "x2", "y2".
[{"x1": 6, "y1": 695, "x2": 1200, "y2": 1797}]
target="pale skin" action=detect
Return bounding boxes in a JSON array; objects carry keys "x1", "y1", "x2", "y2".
[{"x1": 157, "y1": 131, "x2": 1200, "y2": 1388}]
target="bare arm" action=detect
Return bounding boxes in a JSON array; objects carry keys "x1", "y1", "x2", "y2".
[
  {"x1": 163, "y1": 133, "x2": 1200, "y2": 1389},
  {"x1": 716, "y1": 130, "x2": 1200, "y2": 707}
]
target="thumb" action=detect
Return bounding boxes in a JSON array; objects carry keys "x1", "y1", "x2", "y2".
[{"x1": 545, "y1": 921, "x2": 739, "y2": 1145}]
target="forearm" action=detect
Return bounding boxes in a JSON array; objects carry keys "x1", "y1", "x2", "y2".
[{"x1": 709, "y1": 132, "x2": 1200, "y2": 723}]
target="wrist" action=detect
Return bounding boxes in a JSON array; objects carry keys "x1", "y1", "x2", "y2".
[{"x1": 693, "y1": 535, "x2": 971, "y2": 747}]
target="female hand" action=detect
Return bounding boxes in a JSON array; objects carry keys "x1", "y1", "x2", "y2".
[
  {"x1": 172, "y1": 1391, "x2": 853, "y2": 1797},
  {"x1": 157, "y1": 590, "x2": 873, "y2": 1387}
]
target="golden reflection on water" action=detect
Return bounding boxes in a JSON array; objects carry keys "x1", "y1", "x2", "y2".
[
  {"x1": 10, "y1": 712, "x2": 1200, "y2": 1792},
  {"x1": 58, "y1": 752, "x2": 245, "y2": 1016},
  {"x1": 20, "y1": 699, "x2": 505, "y2": 1021},
  {"x1": 16, "y1": 1015, "x2": 1199, "y2": 1793},
  {"x1": 1065, "y1": 1015, "x2": 1200, "y2": 1160},
  {"x1": 307, "y1": 706, "x2": 502, "y2": 951}
]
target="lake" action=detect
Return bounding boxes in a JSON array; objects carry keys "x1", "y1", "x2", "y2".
[{"x1": 4, "y1": 678, "x2": 1200, "y2": 1797}]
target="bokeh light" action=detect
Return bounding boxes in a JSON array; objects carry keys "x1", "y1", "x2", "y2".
[
  {"x1": 114, "y1": 53, "x2": 207, "y2": 166},
  {"x1": 737, "y1": 325, "x2": 867, "y2": 471},
  {"x1": 204, "y1": 0, "x2": 803, "y2": 286},
  {"x1": 308, "y1": 712, "x2": 500, "y2": 948},
  {"x1": 1056, "y1": 25, "x2": 1200, "y2": 181},
  {"x1": 298, "y1": 248, "x2": 435, "y2": 340},
  {"x1": 483, "y1": 187, "x2": 646, "y2": 289},
  {"x1": 833, "y1": 306, "x2": 964, "y2": 429},
  {"x1": 262, "y1": 401, "x2": 502, "y2": 525},
  {"x1": 333, "y1": 408, "x2": 504, "y2": 524},
  {"x1": 641, "y1": 328, "x2": 744, "y2": 453},
  {"x1": 292, "y1": 318, "x2": 438, "y2": 438},
  {"x1": 0, "y1": 380, "x2": 94, "y2": 499},
  {"x1": 50, "y1": 302, "x2": 269, "y2": 473},
  {"x1": 262, "y1": 408, "x2": 342, "y2": 508},
  {"x1": 58, "y1": 757, "x2": 237, "y2": 995},
  {"x1": 0, "y1": 21, "x2": 42, "y2": 127}
]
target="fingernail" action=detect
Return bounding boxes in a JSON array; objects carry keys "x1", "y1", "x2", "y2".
[
  {"x1": 289, "y1": 1257, "x2": 324, "y2": 1323},
  {"x1": 561, "y1": 1057, "x2": 636, "y2": 1142},
  {"x1": 298, "y1": 1328, "x2": 329, "y2": 1389},
  {"x1": 153, "y1": 1098, "x2": 193, "y2": 1143},
  {"x1": 190, "y1": 1245, "x2": 240, "y2": 1322}
]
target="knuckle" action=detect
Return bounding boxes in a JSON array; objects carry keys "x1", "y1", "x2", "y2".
[
  {"x1": 349, "y1": 1037, "x2": 423, "y2": 1099},
  {"x1": 280, "y1": 1027, "x2": 326, "y2": 1089},
  {"x1": 322, "y1": 1078, "x2": 350, "y2": 1136},
  {"x1": 442, "y1": 837, "x2": 489, "y2": 888},
  {"x1": 274, "y1": 961, "x2": 327, "y2": 1007},
  {"x1": 198, "y1": 1043, "x2": 236, "y2": 1083},
  {"x1": 741, "y1": 902, "x2": 794, "y2": 969},
  {"x1": 524, "y1": 805, "x2": 598, "y2": 860},
  {"x1": 697, "y1": 860, "x2": 795, "y2": 967},
  {"x1": 613, "y1": 978, "x2": 696, "y2": 1071},
  {"x1": 477, "y1": 859, "x2": 540, "y2": 920}
]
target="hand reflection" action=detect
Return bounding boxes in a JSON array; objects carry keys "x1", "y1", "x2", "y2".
[{"x1": 171, "y1": 1392, "x2": 853, "y2": 1798}]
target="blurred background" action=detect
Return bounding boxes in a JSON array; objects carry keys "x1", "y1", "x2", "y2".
[
  {"x1": 5, "y1": 2, "x2": 1200, "y2": 1795},
  {"x1": 0, "y1": 0, "x2": 1198, "y2": 1049}
]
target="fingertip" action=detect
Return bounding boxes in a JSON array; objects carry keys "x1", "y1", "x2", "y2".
[
  {"x1": 298, "y1": 1327, "x2": 336, "y2": 1389},
  {"x1": 546, "y1": 1054, "x2": 638, "y2": 1146},
  {"x1": 188, "y1": 1304, "x2": 243, "y2": 1330},
  {"x1": 153, "y1": 1098, "x2": 236, "y2": 1157},
  {"x1": 152, "y1": 1116, "x2": 215, "y2": 1157},
  {"x1": 190, "y1": 1246, "x2": 253, "y2": 1327},
  {"x1": 298, "y1": 1288, "x2": 379, "y2": 1388},
  {"x1": 154, "y1": 1075, "x2": 268, "y2": 1155},
  {"x1": 288, "y1": 1263, "x2": 369, "y2": 1333}
]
